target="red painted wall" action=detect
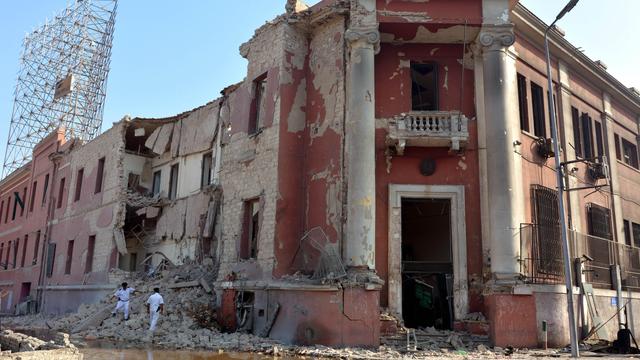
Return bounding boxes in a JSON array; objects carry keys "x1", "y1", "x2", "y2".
[{"x1": 374, "y1": 43, "x2": 483, "y2": 312}]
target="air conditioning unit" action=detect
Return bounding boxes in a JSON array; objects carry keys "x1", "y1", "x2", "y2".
[
  {"x1": 535, "y1": 137, "x2": 555, "y2": 158},
  {"x1": 587, "y1": 161, "x2": 608, "y2": 180}
]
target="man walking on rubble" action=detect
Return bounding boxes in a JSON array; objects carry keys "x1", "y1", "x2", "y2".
[
  {"x1": 147, "y1": 287, "x2": 164, "y2": 333},
  {"x1": 112, "y1": 282, "x2": 136, "y2": 320}
]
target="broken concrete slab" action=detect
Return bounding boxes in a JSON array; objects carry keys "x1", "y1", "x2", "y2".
[
  {"x1": 167, "y1": 280, "x2": 200, "y2": 289},
  {"x1": 152, "y1": 123, "x2": 174, "y2": 155},
  {"x1": 198, "y1": 278, "x2": 212, "y2": 294}
]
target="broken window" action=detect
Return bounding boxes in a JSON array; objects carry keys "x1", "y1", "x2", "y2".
[
  {"x1": 21, "y1": 235, "x2": 27, "y2": 268},
  {"x1": 95, "y1": 157, "x2": 105, "y2": 194},
  {"x1": 240, "y1": 198, "x2": 260, "y2": 260},
  {"x1": 42, "y1": 174, "x2": 49, "y2": 207},
  {"x1": 621, "y1": 137, "x2": 639, "y2": 169},
  {"x1": 46, "y1": 243, "x2": 56, "y2": 278},
  {"x1": 169, "y1": 164, "x2": 179, "y2": 200},
  {"x1": 531, "y1": 185, "x2": 562, "y2": 275},
  {"x1": 74, "y1": 168, "x2": 84, "y2": 202},
  {"x1": 152, "y1": 170, "x2": 161, "y2": 196},
  {"x1": 614, "y1": 134, "x2": 622, "y2": 160},
  {"x1": 85, "y1": 235, "x2": 95, "y2": 274},
  {"x1": 33, "y1": 231, "x2": 40, "y2": 265},
  {"x1": 57, "y1": 178, "x2": 66, "y2": 209},
  {"x1": 65, "y1": 240, "x2": 74, "y2": 275},
  {"x1": 517, "y1": 73, "x2": 529, "y2": 132},
  {"x1": 530, "y1": 82, "x2": 546, "y2": 138},
  {"x1": 201, "y1": 152, "x2": 213, "y2": 189},
  {"x1": 249, "y1": 73, "x2": 268, "y2": 134},
  {"x1": 411, "y1": 62, "x2": 438, "y2": 111}
]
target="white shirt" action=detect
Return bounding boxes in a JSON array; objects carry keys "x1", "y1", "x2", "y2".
[
  {"x1": 147, "y1": 293, "x2": 164, "y2": 312},
  {"x1": 114, "y1": 287, "x2": 135, "y2": 302}
]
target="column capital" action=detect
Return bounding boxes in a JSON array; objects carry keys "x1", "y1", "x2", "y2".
[
  {"x1": 345, "y1": 26, "x2": 380, "y2": 53},
  {"x1": 478, "y1": 24, "x2": 515, "y2": 51}
]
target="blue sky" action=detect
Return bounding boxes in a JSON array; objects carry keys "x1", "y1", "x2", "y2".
[{"x1": 0, "y1": 1, "x2": 638, "y2": 167}]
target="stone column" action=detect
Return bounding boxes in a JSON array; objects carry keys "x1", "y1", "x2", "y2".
[
  {"x1": 479, "y1": 24, "x2": 525, "y2": 279},
  {"x1": 344, "y1": 0, "x2": 378, "y2": 270}
]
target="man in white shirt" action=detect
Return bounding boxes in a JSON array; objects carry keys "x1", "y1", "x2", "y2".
[
  {"x1": 146, "y1": 287, "x2": 164, "y2": 332},
  {"x1": 112, "y1": 282, "x2": 135, "y2": 320}
]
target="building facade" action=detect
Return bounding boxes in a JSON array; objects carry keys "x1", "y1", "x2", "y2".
[{"x1": 1, "y1": 0, "x2": 639, "y2": 349}]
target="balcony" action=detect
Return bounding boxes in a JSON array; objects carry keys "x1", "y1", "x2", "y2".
[{"x1": 387, "y1": 111, "x2": 469, "y2": 154}]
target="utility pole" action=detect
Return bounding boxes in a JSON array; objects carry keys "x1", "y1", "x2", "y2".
[{"x1": 544, "y1": 0, "x2": 580, "y2": 357}]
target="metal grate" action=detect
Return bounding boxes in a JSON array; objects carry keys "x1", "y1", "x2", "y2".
[{"x1": 531, "y1": 185, "x2": 563, "y2": 276}]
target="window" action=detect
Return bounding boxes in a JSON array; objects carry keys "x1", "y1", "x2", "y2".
[
  {"x1": 587, "y1": 203, "x2": 612, "y2": 239},
  {"x1": 614, "y1": 134, "x2": 622, "y2": 160},
  {"x1": 0, "y1": 243, "x2": 4, "y2": 270},
  {"x1": 46, "y1": 243, "x2": 56, "y2": 278},
  {"x1": 21, "y1": 235, "x2": 28, "y2": 268},
  {"x1": 74, "y1": 168, "x2": 84, "y2": 201},
  {"x1": 240, "y1": 198, "x2": 260, "y2": 260},
  {"x1": 249, "y1": 73, "x2": 268, "y2": 134},
  {"x1": 32, "y1": 231, "x2": 40, "y2": 265},
  {"x1": 621, "y1": 137, "x2": 639, "y2": 169},
  {"x1": 581, "y1": 113, "x2": 594, "y2": 159},
  {"x1": 13, "y1": 239, "x2": 18, "y2": 269},
  {"x1": 168, "y1": 164, "x2": 179, "y2": 200},
  {"x1": 201, "y1": 152, "x2": 213, "y2": 188},
  {"x1": 95, "y1": 158, "x2": 105, "y2": 194},
  {"x1": 571, "y1": 109, "x2": 596, "y2": 159},
  {"x1": 152, "y1": 170, "x2": 161, "y2": 196},
  {"x1": 633, "y1": 222, "x2": 640, "y2": 248},
  {"x1": 20, "y1": 187, "x2": 26, "y2": 217},
  {"x1": 4, "y1": 198, "x2": 9, "y2": 223},
  {"x1": 4, "y1": 241, "x2": 9, "y2": 270},
  {"x1": 530, "y1": 82, "x2": 546, "y2": 138},
  {"x1": 29, "y1": 182, "x2": 37, "y2": 212},
  {"x1": 624, "y1": 220, "x2": 632, "y2": 246},
  {"x1": 57, "y1": 178, "x2": 65, "y2": 209},
  {"x1": 531, "y1": 185, "x2": 562, "y2": 275},
  {"x1": 594, "y1": 121, "x2": 604, "y2": 158},
  {"x1": 517, "y1": 74, "x2": 529, "y2": 132},
  {"x1": 0, "y1": 201, "x2": 4, "y2": 224},
  {"x1": 42, "y1": 174, "x2": 49, "y2": 206},
  {"x1": 411, "y1": 63, "x2": 438, "y2": 111},
  {"x1": 65, "y1": 240, "x2": 74, "y2": 275},
  {"x1": 13, "y1": 192, "x2": 22, "y2": 220},
  {"x1": 85, "y1": 235, "x2": 95, "y2": 274}
]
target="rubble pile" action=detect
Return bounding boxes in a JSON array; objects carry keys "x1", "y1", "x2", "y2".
[{"x1": 5, "y1": 263, "x2": 275, "y2": 351}]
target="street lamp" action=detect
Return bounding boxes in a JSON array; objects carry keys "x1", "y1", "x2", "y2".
[{"x1": 544, "y1": 0, "x2": 580, "y2": 357}]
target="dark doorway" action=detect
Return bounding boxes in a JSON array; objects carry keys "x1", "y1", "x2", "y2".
[
  {"x1": 20, "y1": 282, "x2": 31, "y2": 301},
  {"x1": 401, "y1": 198, "x2": 453, "y2": 330}
]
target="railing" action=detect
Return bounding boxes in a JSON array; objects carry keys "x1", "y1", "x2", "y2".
[
  {"x1": 387, "y1": 111, "x2": 469, "y2": 154},
  {"x1": 519, "y1": 224, "x2": 640, "y2": 291}
]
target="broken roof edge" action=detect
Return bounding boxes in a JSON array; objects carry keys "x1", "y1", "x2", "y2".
[{"x1": 130, "y1": 97, "x2": 223, "y2": 124}]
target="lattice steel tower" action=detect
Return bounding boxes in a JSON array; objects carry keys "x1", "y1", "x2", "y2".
[{"x1": 3, "y1": 0, "x2": 117, "y2": 177}]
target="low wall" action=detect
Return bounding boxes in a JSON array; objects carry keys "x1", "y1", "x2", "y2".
[{"x1": 40, "y1": 286, "x2": 112, "y2": 314}]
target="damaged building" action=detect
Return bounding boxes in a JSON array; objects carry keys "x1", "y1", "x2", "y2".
[{"x1": 1, "y1": 0, "x2": 640, "y2": 350}]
